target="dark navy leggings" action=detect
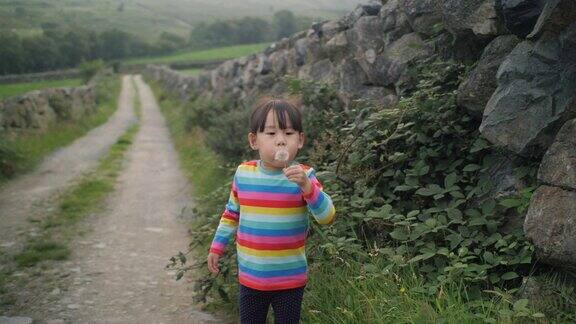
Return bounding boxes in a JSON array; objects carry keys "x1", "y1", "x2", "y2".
[{"x1": 239, "y1": 284, "x2": 305, "y2": 324}]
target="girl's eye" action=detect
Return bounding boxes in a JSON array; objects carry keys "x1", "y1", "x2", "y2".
[{"x1": 266, "y1": 132, "x2": 275, "y2": 136}]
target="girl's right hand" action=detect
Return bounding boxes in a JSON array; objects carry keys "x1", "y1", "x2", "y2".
[{"x1": 207, "y1": 252, "x2": 220, "y2": 274}]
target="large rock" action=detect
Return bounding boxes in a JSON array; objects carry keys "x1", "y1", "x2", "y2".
[
  {"x1": 240, "y1": 55, "x2": 259, "y2": 90},
  {"x1": 297, "y1": 59, "x2": 337, "y2": 84},
  {"x1": 254, "y1": 74, "x2": 276, "y2": 91},
  {"x1": 0, "y1": 317, "x2": 33, "y2": 324},
  {"x1": 255, "y1": 54, "x2": 272, "y2": 75},
  {"x1": 379, "y1": 0, "x2": 413, "y2": 45},
  {"x1": 442, "y1": 0, "x2": 502, "y2": 36},
  {"x1": 269, "y1": 49, "x2": 289, "y2": 76},
  {"x1": 347, "y1": 16, "x2": 385, "y2": 57},
  {"x1": 528, "y1": 0, "x2": 576, "y2": 38},
  {"x1": 538, "y1": 118, "x2": 576, "y2": 190},
  {"x1": 399, "y1": 0, "x2": 443, "y2": 37},
  {"x1": 337, "y1": 58, "x2": 369, "y2": 94},
  {"x1": 324, "y1": 32, "x2": 350, "y2": 61},
  {"x1": 356, "y1": 86, "x2": 398, "y2": 108},
  {"x1": 379, "y1": 32, "x2": 431, "y2": 90},
  {"x1": 479, "y1": 25, "x2": 576, "y2": 156},
  {"x1": 457, "y1": 35, "x2": 521, "y2": 117},
  {"x1": 498, "y1": 0, "x2": 545, "y2": 38},
  {"x1": 320, "y1": 20, "x2": 346, "y2": 41},
  {"x1": 339, "y1": 3, "x2": 382, "y2": 29},
  {"x1": 524, "y1": 185, "x2": 576, "y2": 270},
  {"x1": 354, "y1": 32, "x2": 431, "y2": 88}
]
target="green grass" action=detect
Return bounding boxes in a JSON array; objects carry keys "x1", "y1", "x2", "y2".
[
  {"x1": 149, "y1": 79, "x2": 228, "y2": 196},
  {"x1": 0, "y1": 78, "x2": 83, "y2": 100},
  {"x1": 13, "y1": 241, "x2": 70, "y2": 267},
  {"x1": 123, "y1": 42, "x2": 270, "y2": 65},
  {"x1": 178, "y1": 68, "x2": 204, "y2": 76},
  {"x1": 302, "y1": 257, "x2": 547, "y2": 323},
  {"x1": 0, "y1": 76, "x2": 120, "y2": 185}
]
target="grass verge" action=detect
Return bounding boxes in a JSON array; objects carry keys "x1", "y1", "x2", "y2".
[
  {"x1": 149, "y1": 80, "x2": 229, "y2": 197},
  {"x1": 0, "y1": 78, "x2": 84, "y2": 100},
  {"x1": 0, "y1": 75, "x2": 121, "y2": 185}
]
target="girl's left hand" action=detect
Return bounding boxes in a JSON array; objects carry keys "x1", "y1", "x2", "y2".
[{"x1": 283, "y1": 165, "x2": 312, "y2": 195}]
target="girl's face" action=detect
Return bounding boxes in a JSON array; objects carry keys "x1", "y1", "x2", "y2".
[{"x1": 248, "y1": 110, "x2": 304, "y2": 170}]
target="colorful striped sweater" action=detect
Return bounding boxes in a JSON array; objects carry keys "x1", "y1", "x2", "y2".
[{"x1": 209, "y1": 159, "x2": 336, "y2": 291}]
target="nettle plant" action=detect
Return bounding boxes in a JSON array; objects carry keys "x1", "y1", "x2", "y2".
[{"x1": 289, "y1": 57, "x2": 537, "y2": 295}]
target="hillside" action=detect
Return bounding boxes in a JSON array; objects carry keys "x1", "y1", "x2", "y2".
[{"x1": 0, "y1": 0, "x2": 364, "y2": 43}]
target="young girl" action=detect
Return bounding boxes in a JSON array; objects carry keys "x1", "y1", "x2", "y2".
[{"x1": 207, "y1": 98, "x2": 336, "y2": 323}]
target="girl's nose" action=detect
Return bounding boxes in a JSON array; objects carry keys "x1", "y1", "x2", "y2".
[{"x1": 275, "y1": 132, "x2": 287, "y2": 145}]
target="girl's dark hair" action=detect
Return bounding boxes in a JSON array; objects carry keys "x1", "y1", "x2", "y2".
[{"x1": 249, "y1": 97, "x2": 303, "y2": 133}]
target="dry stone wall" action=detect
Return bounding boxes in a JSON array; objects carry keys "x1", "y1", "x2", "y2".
[
  {"x1": 0, "y1": 76, "x2": 102, "y2": 134},
  {"x1": 144, "y1": 0, "x2": 576, "y2": 270}
]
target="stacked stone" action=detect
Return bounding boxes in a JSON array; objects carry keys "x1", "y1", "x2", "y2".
[
  {"x1": 0, "y1": 85, "x2": 96, "y2": 133},
  {"x1": 144, "y1": 0, "x2": 576, "y2": 269}
]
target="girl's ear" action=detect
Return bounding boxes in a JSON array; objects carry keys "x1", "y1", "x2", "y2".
[
  {"x1": 297, "y1": 132, "x2": 305, "y2": 149},
  {"x1": 248, "y1": 132, "x2": 258, "y2": 150}
]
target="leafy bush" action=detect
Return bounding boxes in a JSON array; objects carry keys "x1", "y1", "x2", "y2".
[
  {"x1": 205, "y1": 108, "x2": 252, "y2": 164},
  {"x1": 293, "y1": 57, "x2": 537, "y2": 295},
  {"x1": 49, "y1": 93, "x2": 73, "y2": 120},
  {"x1": 183, "y1": 97, "x2": 252, "y2": 164},
  {"x1": 79, "y1": 59, "x2": 105, "y2": 84},
  {"x1": 0, "y1": 137, "x2": 22, "y2": 179}
]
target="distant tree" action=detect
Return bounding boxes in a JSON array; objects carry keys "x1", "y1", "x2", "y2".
[
  {"x1": 21, "y1": 36, "x2": 60, "y2": 72},
  {"x1": 272, "y1": 10, "x2": 298, "y2": 40},
  {"x1": 0, "y1": 32, "x2": 25, "y2": 74},
  {"x1": 296, "y1": 16, "x2": 315, "y2": 32},
  {"x1": 14, "y1": 7, "x2": 27, "y2": 17},
  {"x1": 157, "y1": 32, "x2": 187, "y2": 53},
  {"x1": 235, "y1": 17, "x2": 271, "y2": 44},
  {"x1": 117, "y1": 2, "x2": 125, "y2": 12},
  {"x1": 40, "y1": 22, "x2": 60, "y2": 30},
  {"x1": 98, "y1": 29, "x2": 131, "y2": 60},
  {"x1": 129, "y1": 38, "x2": 156, "y2": 57},
  {"x1": 190, "y1": 17, "x2": 272, "y2": 48},
  {"x1": 79, "y1": 59, "x2": 105, "y2": 83},
  {"x1": 189, "y1": 20, "x2": 235, "y2": 48},
  {"x1": 59, "y1": 29, "x2": 93, "y2": 66}
]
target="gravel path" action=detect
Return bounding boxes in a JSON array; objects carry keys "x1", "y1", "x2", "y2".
[{"x1": 0, "y1": 75, "x2": 137, "y2": 254}]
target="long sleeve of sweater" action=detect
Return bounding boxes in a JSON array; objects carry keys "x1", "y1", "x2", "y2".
[
  {"x1": 209, "y1": 173, "x2": 240, "y2": 256},
  {"x1": 302, "y1": 168, "x2": 336, "y2": 225}
]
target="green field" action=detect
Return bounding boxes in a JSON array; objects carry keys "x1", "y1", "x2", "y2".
[
  {"x1": 124, "y1": 42, "x2": 270, "y2": 65},
  {"x1": 0, "y1": 78, "x2": 83, "y2": 100},
  {"x1": 178, "y1": 68, "x2": 204, "y2": 76},
  {"x1": 0, "y1": 0, "x2": 362, "y2": 43}
]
